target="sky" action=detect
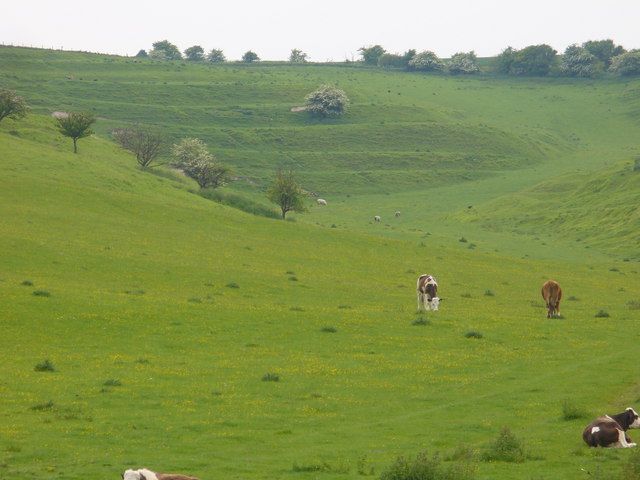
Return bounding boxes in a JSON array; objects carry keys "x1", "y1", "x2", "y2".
[{"x1": 3, "y1": 0, "x2": 640, "y2": 61}]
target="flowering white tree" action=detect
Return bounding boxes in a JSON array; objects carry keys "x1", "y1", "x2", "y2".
[
  {"x1": 560, "y1": 45, "x2": 598, "y2": 77},
  {"x1": 289, "y1": 49, "x2": 308, "y2": 63},
  {"x1": 304, "y1": 85, "x2": 349, "y2": 117},
  {"x1": 408, "y1": 51, "x2": 444, "y2": 72},
  {"x1": 448, "y1": 51, "x2": 480, "y2": 74},
  {"x1": 609, "y1": 51, "x2": 640, "y2": 76}
]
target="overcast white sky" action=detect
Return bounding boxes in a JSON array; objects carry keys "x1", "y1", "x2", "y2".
[{"x1": 3, "y1": 0, "x2": 639, "y2": 61}]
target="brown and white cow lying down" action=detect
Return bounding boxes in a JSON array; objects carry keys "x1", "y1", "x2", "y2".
[
  {"x1": 541, "y1": 280, "x2": 562, "y2": 318},
  {"x1": 583, "y1": 408, "x2": 640, "y2": 448},
  {"x1": 123, "y1": 468, "x2": 199, "y2": 480},
  {"x1": 417, "y1": 274, "x2": 439, "y2": 311}
]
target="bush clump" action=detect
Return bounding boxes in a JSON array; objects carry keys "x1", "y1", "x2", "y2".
[
  {"x1": 305, "y1": 85, "x2": 349, "y2": 117},
  {"x1": 34, "y1": 359, "x2": 55, "y2": 372},
  {"x1": 561, "y1": 399, "x2": 588, "y2": 421},
  {"x1": 262, "y1": 373, "x2": 280, "y2": 382},
  {"x1": 481, "y1": 427, "x2": 526, "y2": 463},
  {"x1": 464, "y1": 331, "x2": 483, "y2": 339},
  {"x1": 380, "y1": 451, "x2": 476, "y2": 480},
  {"x1": 595, "y1": 310, "x2": 610, "y2": 318}
]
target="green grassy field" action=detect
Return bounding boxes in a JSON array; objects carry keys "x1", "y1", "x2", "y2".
[{"x1": 1, "y1": 46, "x2": 640, "y2": 480}]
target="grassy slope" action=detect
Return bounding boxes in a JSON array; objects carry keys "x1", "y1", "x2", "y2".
[{"x1": 1, "y1": 48, "x2": 640, "y2": 479}]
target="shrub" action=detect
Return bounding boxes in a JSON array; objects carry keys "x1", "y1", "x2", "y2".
[
  {"x1": 378, "y1": 53, "x2": 408, "y2": 69},
  {"x1": 207, "y1": 49, "x2": 226, "y2": 63},
  {"x1": 359, "y1": 45, "x2": 386, "y2": 65},
  {"x1": 481, "y1": 427, "x2": 526, "y2": 463},
  {"x1": 305, "y1": 85, "x2": 349, "y2": 117},
  {"x1": 448, "y1": 52, "x2": 480, "y2": 74},
  {"x1": 242, "y1": 51, "x2": 259, "y2": 63},
  {"x1": 459, "y1": 237, "x2": 468, "y2": 243},
  {"x1": 595, "y1": 310, "x2": 610, "y2": 318},
  {"x1": 496, "y1": 44, "x2": 557, "y2": 76},
  {"x1": 561, "y1": 399, "x2": 588, "y2": 420},
  {"x1": 408, "y1": 51, "x2": 445, "y2": 72},
  {"x1": 34, "y1": 359, "x2": 55, "y2": 372},
  {"x1": 262, "y1": 373, "x2": 280, "y2": 382},
  {"x1": 32, "y1": 290, "x2": 50, "y2": 297},
  {"x1": 0, "y1": 88, "x2": 28, "y2": 123},
  {"x1": 560, "y1": 45, "x2": 598, "y2": 77},
  {"x1": 610, "y1": 51, "x2": 640, "y2": 76},
  {"x1": 380, "y1": 451, "x2": 476, "y2": 480},
  {"x1": 464, "y1": 331, "x2": 483, "y2": 339}
]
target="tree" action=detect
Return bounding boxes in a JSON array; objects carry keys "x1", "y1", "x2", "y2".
[
  {"x1": 358, "y1": 45, "x2": 386, "y2": 65},
  {"x1": 56, "y1": 112, "x2": 95, "y2": 153},
  {"x1": 289, "y1": 48, "x2": 308, "y2": 63},
  {"x1": 112, "y1": 127, "x2": 165, "y2": 168},
  {"x1": 0, "y1": 89, "x2": 28, "y2": 123},
  {"x1": 583, "y1": 39, "x2": 625, "y2": 67},
  {"x1": 242, "y1": 51, "x2": 259, "y2": 63},
  {"x1": 182, "y1": 157, "x2": 229, "y2": 189},
  {"x1": 171, "y1": 138, "x2": 229, "y2": 189},
  {"x1": 207, "y1": 49, "x2": 226, "y2": 63},
  {"x1": 267, "y1": 170, "x2": 307, "y2": 219},
  {"x1": 304, "y1": 84, "x2": 349, "y2": 117},
  {"x1": 135, "y1": 49, "x2": 148, "y2": 58},
  {"x1": 184, "y1": 45, "x2": 205, "y2": 61},
  {"x1": 609, "y1": 51, "x2": 640, "y2": 76},
  {"x1": 402, "y1": 49, "x2": 417, "y2": 64},
  {"x1": 149, "y1": 40, "x2": 182, "y2": 60},
  {"x1": 560, "y1": 45, "x2": 598, "y2": 77},
  {"x1": 448, "y1": 51, "x2": 480, "y2": 74},
  {"x1": 408, "y1": 51, "x2": 444, "y2": 72},
  {"x1": 495, "y1": 44, "x2": 556, "y2": 76}
]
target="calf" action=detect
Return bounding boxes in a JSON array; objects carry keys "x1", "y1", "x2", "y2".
[
  {"x1": 123, "y1": 468, "x2": 199, "y2": 480},
  {"x1": 541, "y1": 280, "x2": 562, "y2": 318},
  {"x1": 583, "y1": 408, "x2": 640, "y2": 448},
  {"x1": 417, "y1": 274, "x2": 439, "y2": 311}
]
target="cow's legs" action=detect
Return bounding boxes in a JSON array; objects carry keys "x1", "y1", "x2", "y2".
[
  {"x1": 417, "y1": 293, "x2": 423, "y2": 312},
  {"x1": 616, "y1": 429, "x2": 636, "y2": 448}
]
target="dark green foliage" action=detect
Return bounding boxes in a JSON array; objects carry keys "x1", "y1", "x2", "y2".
[
  {"x1": 103, "y1": 379, "x2": 122, "y2": 387},
  {"x1": 207, "y1": 49, "x2": 226, "y2": 63},
  {"x1": 359, "y1": 45, "x2": 386, "y2": 65},
  {"x1": 34, "y1": 359, "x2": 55, "y2": 372},
  {"x1": 378, "y1": 53, "x2": 408, "y2": 69},
  {"x1": 199, "y1": 189, "x2": 280, "y2": 219},
  {"x1": 380, "y1": 451, "x2": 476, "y2": 480},
  {"x1": 184, "y1": 45, "x2": 204, "y2": 61},
  {"x1": 610, "y1": 51, "x2": 640, "y2": 76},
  {"x1": 262, "y1": 373, "x2": 279, "y2": 382},
  {"x1": 481, "y1": 427, "x2": 526, "y2": 463},
  {"x1": 242, "y1": 51, "x2": 259, "y2": 63},
  {"x1": 583, "y1": 39, "x2": 625, "y2": 67},
  {"x1": 561, "y1": 399, "x2": 588, "y2": 420},
  {"x1": 55, "y1": 111, "x2": 95, "y2": 153},
  {"x1": 267, "y1": 169, "x2": 307, "y2": 219},
  {"x1": 135, "y1": 49, "x2": 148, "y2": 58},
  {"x1": 594, "y1": 310, "x2": 610, "y2": 318},
  {"x1": 289, "y1": 49, "x2": 308, "y2": 63},
  {"x1": 0, "y1": 88, "x2": 28, "y2": 123},
  {"x1": 464, "y1": 331, "x2": 483, "y2": 339},
  {"x1": 149, "y1": 40, "x2": 182, "y2": 60},
  {"x1": 32, "y1": 290, "x2": 50, "y2": 297},
  {"x1": 496, "y1": 45, "x2": 557, "y2": 76}
]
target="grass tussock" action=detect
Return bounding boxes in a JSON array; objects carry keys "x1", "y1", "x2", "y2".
[
  {"x1": 595, "y1": 310, "x2": 610, "y2": 318},
  {"x1": 320, "y1": 326, "x2": 337, "y2": 333},
  {"x1": 484, "y1": 290, "x2": 495, "y2": 297},
  {"x1": 30, "y1": 400, "x2": 54, "y2": 411},
  {"x1": 380, "y1": 451, "x2": 477, "y2": 480},
  {"x1": 103, "y1": 379, "x2": 122, "y2": 387},
  {"x1": 481, "y1": 427, "x2": 526, "y2": 463},
  {"x1": 412, "y1": 318, "x2": 431, "y2": 326},
  {"x1": 262, "y1": 373, "x2": 280, "y2": 382},
  {"x1": 32, "y1": 290, "x2": 50, "y2": 297},
  {"x1": 34, "y1": 359, "x2": 55, "y2": 372},
  {"x1": 21, "y1": 280, "x2": 33, "y2": 286},
  {"x1": 292, "y1": 461, "x2": 349, "y2": 474},
  {"x1": 200, "y1": 189, "x2": 280, "y2": 219},
  {"x1": 464, "y1": 331, "x2": 483, "y2": 339},
  {"x1": 561, "y1": 399, "x2": 588, "y2": 421}
]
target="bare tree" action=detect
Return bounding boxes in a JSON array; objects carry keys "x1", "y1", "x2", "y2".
[
  {"x1": 0, "y1": 89, "x2": 28, "y2": 123},
  {"x1": 112, "y1": 127, "x2": 165, "y2": 168},
  {"x1": 56, "y1": 111, "x2": 95, "y2": 153}
]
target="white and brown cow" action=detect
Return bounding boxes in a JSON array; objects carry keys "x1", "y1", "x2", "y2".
[
  {"x1": 583, "y1": 408, "x2": 640, "y2": 448},
  {"x1": 541, "y1": 280, "x2": 562, "y2": 318},
  {"x1": 417, "y1": 274, "x2": 439, "y2": 311},
  {"x1": 123, "y1": 468, "x2": 199, "y2": 480}
]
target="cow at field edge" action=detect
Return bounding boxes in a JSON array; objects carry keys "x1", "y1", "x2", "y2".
[
  {"x1": 417, "y1": 274, "x2": 439, "y2": 311},
  {"x1": 541, "y1": 280, "x2": 562, "y2": 318},
  {"x1": 583, "y1": 408, "x2": 640, "y2": 448}
]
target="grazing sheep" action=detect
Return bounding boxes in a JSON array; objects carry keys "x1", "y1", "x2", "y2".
[
  {"x1": 395, "y1": 211, "x2": 401, "y2": 217},
  {"x1": 374, "y1": 215, "x2": 381, "y2": 222},
  {"x1": 122, "y1": 468, "x2": 199, "y2": 480},
  {"x1": 317, "y1": 198, "x2": 327, "y2": 206}
]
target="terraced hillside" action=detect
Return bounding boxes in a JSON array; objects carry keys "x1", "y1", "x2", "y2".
[{"x1": 1, "y1": 47, "x2": 640, "y2": 480}]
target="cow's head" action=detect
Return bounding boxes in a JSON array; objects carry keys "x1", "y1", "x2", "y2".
[
  {"x1": 626, "y1": 408, "x2": 640, "y2": 429},
  {"x1": 425, "y1": 283, "x2": 437, "y2": 300}
]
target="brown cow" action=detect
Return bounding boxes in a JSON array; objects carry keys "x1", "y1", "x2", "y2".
[
  {"x1": 583, "y1": 408, "x2": 640, "y2": 448},
  {"x1": 541, "y1": 280, "x2": 562, "y2": 318}
]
